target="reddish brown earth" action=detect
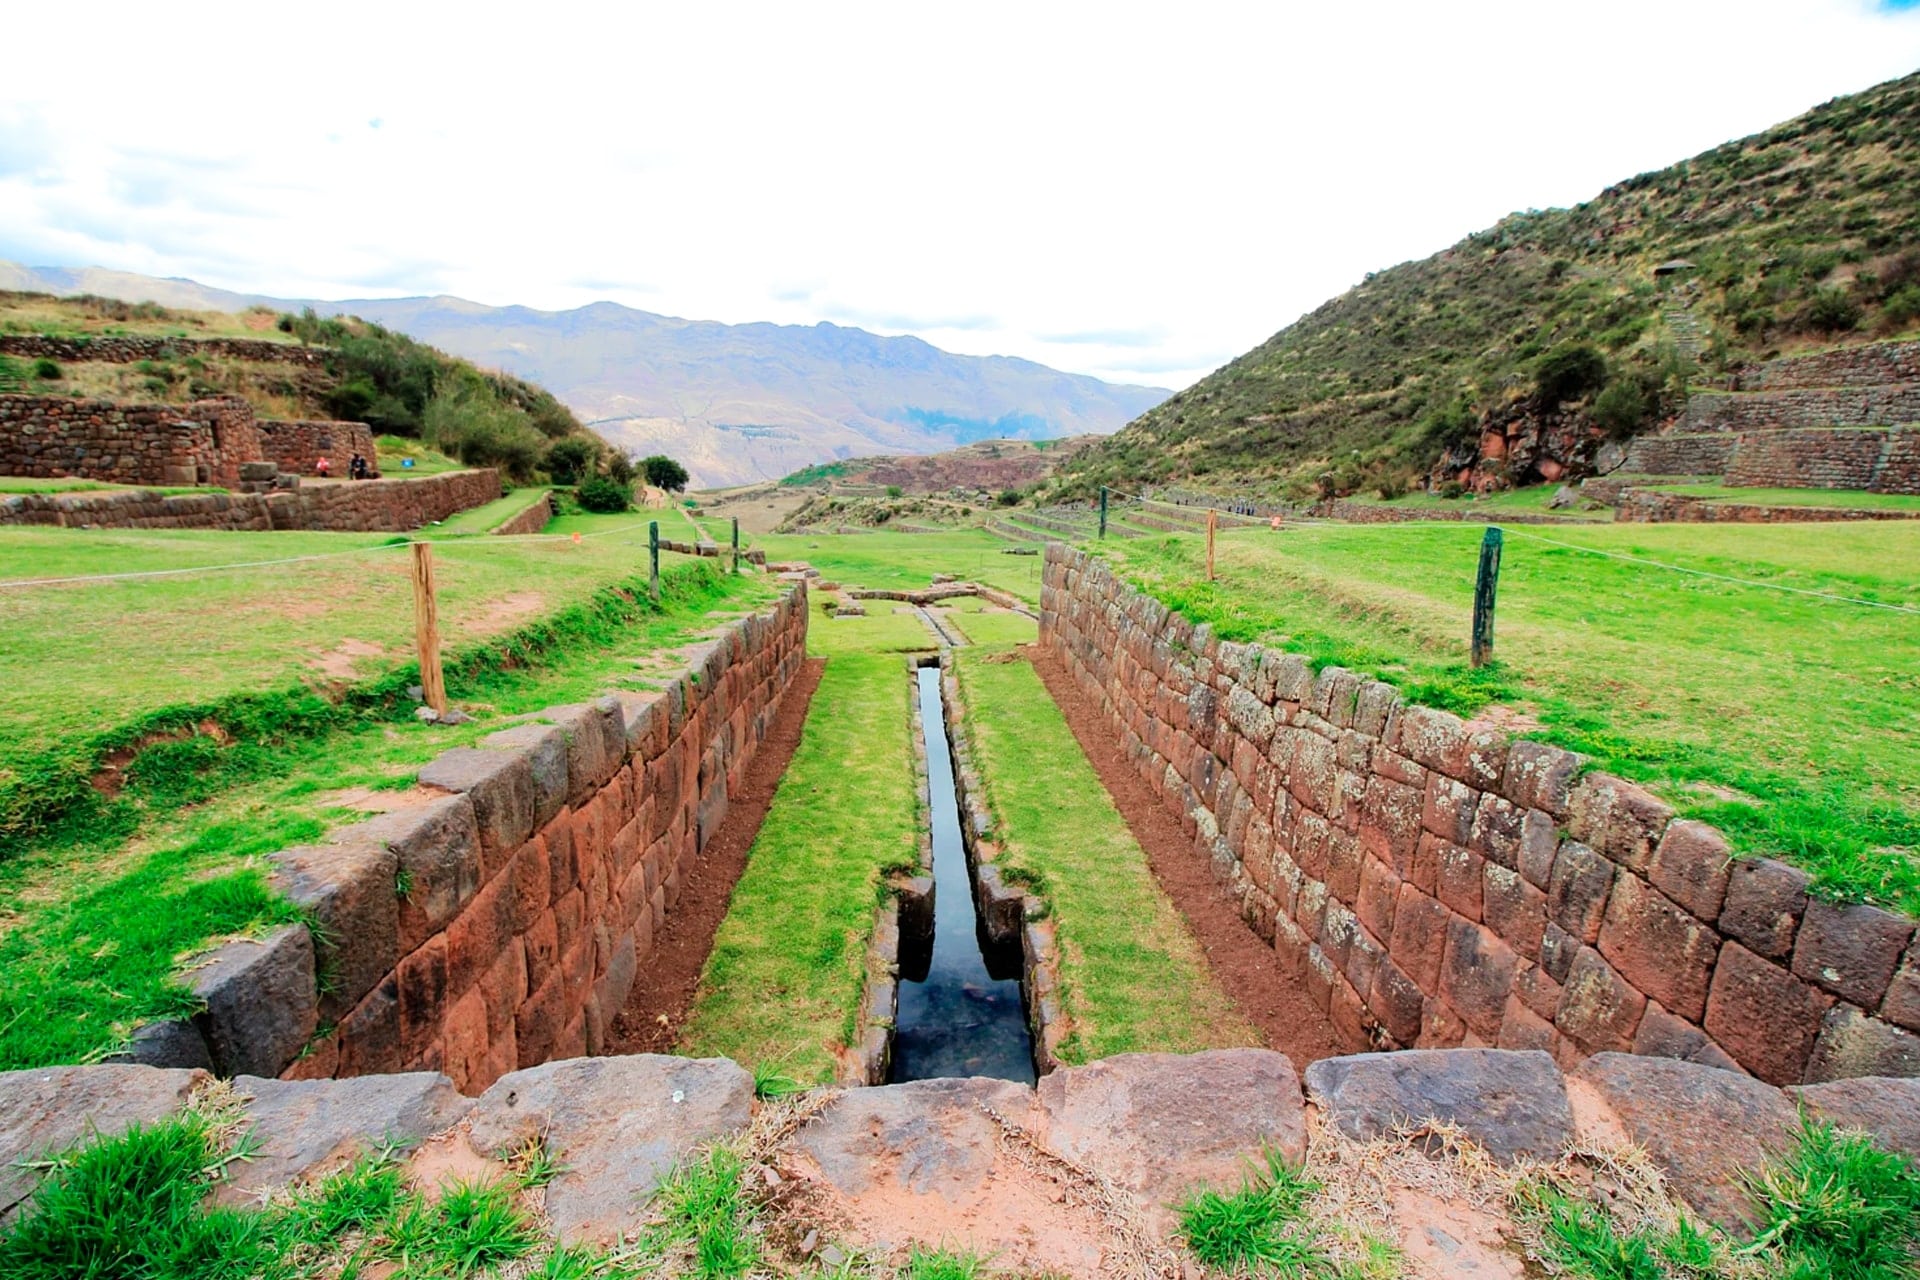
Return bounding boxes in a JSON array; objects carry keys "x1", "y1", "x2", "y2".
[
  {"x1": 608, "y1": 656, "x2": 826, "y2": 1054},
  {"x1": 1025, "y1": 643, "x2": 1348, "y2": 1067}
]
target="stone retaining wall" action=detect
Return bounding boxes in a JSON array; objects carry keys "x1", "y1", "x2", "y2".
[
  {"x1": 1618, "y1": 433, "x2": 1739, "y2": 477},
  {"x1": 256, "y1": 419, "x2": 376, "y2": 475},
  {"x1": 136, "y1": 584, "x2": 809, "y2": 1094},
  {"x1": 1723, "y1": 428, "x2": 1901, "y2": 491},
  {"x1": 0, "y1": 469, "x2": 503, "y2": 532},
  {"x1": 0, "y1": 393, "x2": 261, "y2": 488},
  {"x1": 1685, "y1": 387, "x2": 1920, "y2": 432},
  {"x1": 0, "y1": 333, "x2": 328, "y2": 366},
  {"x1": 490, "y1": 491, "x2": 555, "y2": 536},
  {"x1": 1040, "y1": 544, "x2": 1920, "y2": 1085},
  {"x1": 1732, "y1": 339, "x2": 1920, "y2": 391},
  {"x1": 1615, "y1": 490, "x2": 1920, "y2": 523}
]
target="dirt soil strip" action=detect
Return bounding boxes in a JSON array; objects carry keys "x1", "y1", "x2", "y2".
[
  {"x1": 1024, "y1": 643, "x2": 1348, "y2": 1068},
  {"x1": 608, "y1": 656, "x2": 827, "y2": 1055}
]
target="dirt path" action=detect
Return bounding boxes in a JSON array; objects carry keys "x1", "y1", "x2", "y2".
[
  {"x1": 608, "y1": 656, "x2": 826, "y2": 1054},
  {"x1": 1024, "y1": 644, "x2": 1347, "y2": 1067}
]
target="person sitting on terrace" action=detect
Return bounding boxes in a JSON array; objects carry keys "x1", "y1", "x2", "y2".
[{"x1": 315, "y1": 455, "x2": 331, "y2": 477}]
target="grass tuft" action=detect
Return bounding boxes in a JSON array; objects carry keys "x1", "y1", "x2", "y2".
[{"x1": 1178, "y1": 1148, "x2": 1335, "y2": 1277}]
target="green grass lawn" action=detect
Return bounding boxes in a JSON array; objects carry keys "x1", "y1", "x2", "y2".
[
  {"x1": 371, "y1": 435, "x2": 464, "y2": 475},
  {"x1": 0, "y1": 563, "x2": 775, "y2": 1069},
  {"x1": 939, "y1": 601, "x2": 1038, "y2": 648},
  {"x1": 954, "y1": 649, "x2": 1260, "y2": 1061},
  {"x1": 0, "y1": 477, "x2": 224, "y2": 496},
  {"x1": 421, "y1": 486, "x2": 552, "y2": 536},
  {"x1": 1645, "y1": 484, "x2": 1920, "y2": 512},
  {"x1": 1101, "y1": 524, "x2": 1920, "y2": 911},
  {"x1": 1372, "y1": 483, "x2": 1613, "y2": 520},
  {"x1": 678, "y1": 609, "x2": 932, "y2": 1083},
  {"x1": 750, "y1": 529, "x2": 1049, "y2": 604}
]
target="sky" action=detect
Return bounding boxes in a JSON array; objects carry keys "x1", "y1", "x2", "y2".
[{"x1": 3, "y1": 2, "x2": 1919, "y2": 391}]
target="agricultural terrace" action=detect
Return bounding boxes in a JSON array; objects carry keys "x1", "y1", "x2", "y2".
[{"x1": 1097, "y1": 519, "x2": 1920, "y2": 912}]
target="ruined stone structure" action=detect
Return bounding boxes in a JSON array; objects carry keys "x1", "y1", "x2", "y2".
[
  {"x1": 0, "y1": 468, "x2": 503, "y2": 533},
  {"x1": 0, "y1": 333, "x2": 328, "y2": 366},
  {"x1": 0, "y1": 393, "x2": 373, "y2": 491},
  {"x1": 122, "y1": 585, "x2": 808, "y2": 1094},
  {"x1": 1041, "y1": 545, "x2": 1919, "y2": 1086},
  {"x1": 1615, "y1": 489, "x2": 1920, "y2": 523}
]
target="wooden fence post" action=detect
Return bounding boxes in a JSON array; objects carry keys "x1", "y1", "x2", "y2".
[
  {"x1": 731, "y1": 516, "x2": 740, "y2": 574},
  {"x1": 1206, "y1": 508, "x2": 1218, "y2": 581},
  {"x1": 649, "y1": 521, "x2": 660, "y2": 602},
  {"x1": 1099, "y1": 486, "x2": 1108, "y2": 539},
  {"x1": 1472, "y1": 526, "x2": 1503, "y2": 668},
  {"x1": 411, "y1": 541, "x2": 447, "y2": 714}
]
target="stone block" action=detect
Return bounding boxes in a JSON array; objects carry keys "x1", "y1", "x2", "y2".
[
  {"x1": 1368, "y1": 958, "x2": 1427, "y2": 1046},
  {"x1": 417, "y1": 747, "x2": 537, "y2": 865},
  {"x1": 468, "y1": 1055, "x2": 753, "y2": 1244},
  {"x1": 396, "y1": 935, "x2": 449, "y2": 1063},
  {"x1": 1422, "y1": 775, "x2": 1479, "y2": 846},
  {"x1": 1546, "y1": 840, "x2": 1613, "y2": 944},
  {"x1": 1496, "y1": 997, "x2": 1556, "y2": 1052},
  {"x1": 1388, "y1": 885, "x2": 1450, "y2": 990},
  {"x1": 269, "y1": 840, "x2": 399, "y2": 1019},
  {"x1": 1502, "y1": 740, "x2": 1579, "y2": 818},
  {"x1": 1518, "y1": 809, "x2": 1559, "y2": 889},
  {"x1": 1035, "y1": 1050, "x2": 1306, "y2": 1217},
  {"x1": 1482, "y1": 863, "x2": 1547, "y2": 959},
  {"x1": 343, "y1": 795, "x2": 484, "y2": 953},
  {"x1": 1718, "y1": 858, "x2": 1808, "y2": 961},
  {"x1": 1468, "y1": 792, "x2": 1526, "y2": 869},
  {"x1": 1804, "y1": 1004, "x2": 1920, "y2": 1082},
  {"x1": 1631, "y1": 1001, "x2": 1740, "y2": 1072},
  {"x1": 1513, "y1": 962, "x2": 1563, "y2": 1022},
  {"x1": 1566, "y1": 775, "x2": 1672, "y2": 873},
  {"x1": 1554, "y1": 946, "x2": 1646, "y2": 1055},
  {"x1": 1574, "y1": 1053, "x2": 1797, "y2": 1230},
  {"x1": 1790, "y1": 1076, "x2": 1920, "y2": 1160},
  {"x1": 482, "y1": 722, "x2": 570, "y2": 828},
  {"x1": 1419, "y1": 998, "x2": 1467, "y2": 1049},
  {"x1": 101, "y1": 1020, "x2": 212, "y2": 1071},
  {"x1": 1304, "y1": 1048, "x2": 1572, "y2": 1162},
  {"x1": 1791, "y1": 899, "x2": 1915, "y2": 1009},
  {"x1": 1440, "y1": 918, "x2": 1517, "y2": 1041},
  {"x1": 338, "y1": 977, "x2": 403, "y2": 1076},
  {"x1": 1435, "y1": 841, "x2": 1484, "y2": 921},
  {"x1": 1704, "y1": 942, "x2": 1835, "y2": 1085},
  {"x1": 1397, "y1": 706, "x2": 1505, "y2": 790},
  {"x1": 443, "y1": 872, "x2": 518, "y2": 999},
  {"x1": 0, "y1": 1065, "x2": 207, "y2": 1218},
  {"x1": 1884, "y1": 948, "x2": 1920, "y2": 1034},
  {"x1": 1357, "y1": 774, "x2": 1422, "y2": 871},
  {"x1": 190, "y1": 925, "x2": 317, "y2": 1079},
  {"x1": 222, "y1": 1073, "x2": 470, "y2": 1200},
  {"x1": 1647, "y1": 820, "x2": 1733, "y2": 923},
  {"x1": 1598, "y1": 873, "x2": 1719, "y2": 1022},
  {"x1": 1355, "y1": 855, "x2": 1400, "y2": 940}
]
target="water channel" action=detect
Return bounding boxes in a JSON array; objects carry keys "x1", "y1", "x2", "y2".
[{"x1": 889, "y1": 664, "x2": 1035, "y2": 1083}]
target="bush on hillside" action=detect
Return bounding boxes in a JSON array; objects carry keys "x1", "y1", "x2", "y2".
[
  {"x1": 995, "y1": 488, "x2": 1021, "y2": 506},
  {"x1": 543, "y1": 437, "x2": 597, "y2": 486},
  {"x1": 576, "y1": 473, "x2": 632, "y2": 512},
  {"x1": 642, "y1": 454, "x2": 689, "y2": 492},
  {"x1": 605, "y1": 452, "x2": 636, "y2": 486},
  {"x1": 1534, "y1": 343, "x2": 1608, "y2": 404},
  {"x1": 31, "y1": 358, "x2": 61, "y2": 380},
  {"x1": 1800, "y1": 286, "x2": 1862, "y2": 334},
  {"x1": 1592, "y1": 376, "x2": 1656, "y2": 439},
  {"x1": 1880, "y1": 285, "x2": 1920, "y2": 333},
  {"x1": 421, "y1": 378, "x2": 547, "y2": 482},
  {"x1": 1417, "y1": 398, "x2": 1478, "y2": 451}
]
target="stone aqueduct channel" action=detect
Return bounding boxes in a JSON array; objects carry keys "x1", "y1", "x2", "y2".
[{"x1": 2, "y1": 545, "x2": 1917, "y2": 1266}]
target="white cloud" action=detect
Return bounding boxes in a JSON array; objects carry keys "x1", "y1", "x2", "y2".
[{"x1": 3, "y1": 0, "x2": 1918, "y2": 388}]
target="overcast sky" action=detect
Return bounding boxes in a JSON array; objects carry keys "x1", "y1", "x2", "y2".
[{"x1": 4, "y1": 2, "x2": 1919, "y2": 390}]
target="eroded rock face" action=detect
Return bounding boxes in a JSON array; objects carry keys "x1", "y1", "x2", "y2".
[
  {"x1": 0, "y1": 1065, "x2": 207, "y2": 1219},
  {"x1": 222, "y1": 1073, "x2": 472, "y2": 1200},
  {"x1": 1034, "y1": 1049, "x2": 1306, "y2": 1213},
  {"x1": 1304, "y1": 1048, "x2": 1572, "y2": 1162},
  {"x1": 1573, "y1": 1053, "x2": 1797, "y2": 1231},
  {"x1": 465, "y1": 1054, "x2": 752, "y2": 1244}
]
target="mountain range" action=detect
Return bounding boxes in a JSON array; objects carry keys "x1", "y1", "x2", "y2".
[{"x1": 0, "y1": 263, "x2": 1170, "y2": 488}]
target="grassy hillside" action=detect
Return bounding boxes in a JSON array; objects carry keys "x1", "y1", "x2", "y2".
[
  {"x1": 1058, "y1": 70, "x2": 1920, "y2": 501},
  {"x1": 0, "y1": 292, "x2": 606, "y2": 482}
]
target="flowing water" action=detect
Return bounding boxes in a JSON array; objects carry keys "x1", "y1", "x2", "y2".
[{"x1": 889, "y1": 665, "x2": 1035, "y2": 1083}]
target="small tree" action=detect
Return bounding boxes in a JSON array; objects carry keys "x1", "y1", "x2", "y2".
[
  {"x1": 1534, "y1": 343, "x2": 1608, "y2": 405},
  {"x1": 576, "y1": 473, "x2": 632, "y2": 512},
  {"x1": 543, "y1": 438, "x2": 596, "y2": 486},
  {"x1": 643, "y1": 454, "x2": 689, "y2": 492}
]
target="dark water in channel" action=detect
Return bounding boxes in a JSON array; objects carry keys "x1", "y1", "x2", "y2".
[{"x1": 889, "y1": 666, "x2": 1036, "y2": 1083}]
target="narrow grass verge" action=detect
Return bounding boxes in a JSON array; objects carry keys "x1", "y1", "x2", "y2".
[
  {"x1": 677, "y1": 612, "x2": 929, "y2": 1083},
  {"x1": 954, "y1": 647, "x2": 1260, "y2": 1062}
]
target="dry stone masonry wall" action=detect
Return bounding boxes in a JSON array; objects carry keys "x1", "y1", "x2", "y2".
[
  {"x1": 1614, "y1": 490, "x2": 1920, "y2": 523},
  {"x1": 0, "y1": 468, "x2": 503, "y2": 532},
  {"x1": 0, "y1": 333, "x2": 329, "y2": 367},
  {"x1": 1040, "y1": 545, "x2": 1920, "y2": 1086},
  {"x1": 1731, "y1": 339, "x2": 1920, "y2": 391},
  {"x1": 1685, "y1": 387, "x2": 1920, "y2": 433},
  {"x1": 132, "y1": 584, "x2": 809, "y2": 1094},
  {"x1": 256, "y1": 419, "x2": 377, "y2": 475},
  {"x1": 1617, "y1": 433, "x2": 1739, "y2": 478}
]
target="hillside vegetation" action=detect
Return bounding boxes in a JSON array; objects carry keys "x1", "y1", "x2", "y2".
[
  {"x1": 0, "y1": 292, "x2": 607, "y2": 482},
  {"x1": 1058, "y1": 69, "x2": 1920, "y2": 500}
]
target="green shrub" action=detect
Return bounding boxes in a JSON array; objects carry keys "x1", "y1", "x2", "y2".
[
  {"x1": 886, "y1": 484, "x2": 904, "y2": 498},
  {"x1": 1592, "y1": 376, "x2": 1654, "y2": 439},
  {"x1": 1535, "y1": 342, "x2": 1608, "y2": 404},
  {"x1": 996, "y1": 488, "x2": 1021, "y2": 506},
  {"x1": 1801, "y1": 286, "x2": 1862, "y2": 333},
  {"x1": 1879, "y1": 284, "x2": 1920, "y2": 332},
  {"x1": 642, "y1": 454, "x2": 689, "y2": 492},
  {"x1": 575, "y1": 473, "x2": 632, "y2": 512},
  {"x1": 32, "y1": 357, "x2": 62, "y2": 380},
  {"x1": 421, "y1": 377, "x2": 547, "y2": 482},
  {"x1": 542, "y1": 437, "x2": 596, "y2": 486},
  {"x1": 603, "y1": 452, "x2": 635, "y2": 486}
]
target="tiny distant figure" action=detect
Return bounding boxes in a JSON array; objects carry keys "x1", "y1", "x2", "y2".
[
  {"x1": 1270, "y1": 516, "x2": 1283, "y2": 530},
  {"x1": 349, "y1": 453, "x2": 370, "y2": 480},
  {"x1": 315, "y1": 455, "x2": 331, "y2": 478}
]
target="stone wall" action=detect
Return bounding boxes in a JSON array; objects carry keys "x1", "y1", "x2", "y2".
[
  {"x1": 1732, "y1": 339, "x2": 1920, "y2": 391},
  {"x1": 1618, "y1": 433, "x2": 1739, "y2": 478},
  {"x1": 491, "y1": 491, "x2": 556, "y2": 536},
  {"x1": 1685, "y1": 387, "x2": 1920, "y2": 433},
  {"x1": 0, "y1": 333, "x2": 328, "y2": 366},
  {"x1": 0, "y1": 394, "x2": 262, "y2": 489},
  {"x1": 257, "y1": 419, "x2": 376, "y2": 475},
  {"x1": 1724, "y1": 428, "x2": 1895, "y2": 491},
  {"x1": 1040, "y1": 544, "x2": 1920, "y2": 1085},
  {"x1": 1615, "y1": 490, "x2": 1920, "y2": 523},
  {"x1": 0, "y1": 469, "x2": 503, "y2": 532},
  {"x1": 140, "y1": 584, "x2": 809, "y2": 1094}
]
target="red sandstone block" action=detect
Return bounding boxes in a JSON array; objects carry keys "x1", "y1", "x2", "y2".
[
  {"x1": 478, "y1": 940, "x2": 526, "y2": 1040},
  {"x1": 1469, "y1": 792, "x2": 1526, "y2": 870},
  {"x1": 1419, "y1": 997, "x2": 1468, "y2": 1049},
  {"x1": 1389, "y1": 884, "x2": 1450, "y2": 990},
  {"x1": 1344, "y1": 924, "x2": 1387, "y2": 1003},
  {"x1": 1497, "y1": 996, "x2": 1556, "y2": 1052},
  {"x1": 1647, "y1": 820, "x2": 1733, "y2": 922},
  {"x1": 1357, "y1": 774, "x2": 1423, "y2": 872},
  {"x1": 1513, "y1": 962, "x2": 1563, "y2": 1022},
  {"x1": 1518, "y1": 810, "x2": 1559, "y2": 890},
  {"x1": 1705, "y1": 941, "x2": 1836, "y2": 1085},
  {"x1": 1320, "y1": 902, "x2": 1360, "y2": 975},
  {"x1": 1370, "y1": 745, "x2": 1427, "y2": 789},
  {"x1": 1554, "y1": 946, "x2": 1647, "y2": 1055},
  {"x1": 442, "y1": 987, "x2": 489, "y2": 1094},
  {"x1": 444, "y1": 872, "x2": 518, "y2": 1000},
  {"x1": 1368, "y1": 957, "x2": 1426, "y2": 1046},
  {"x1": 1566, "y1": 775, "x2": 1673, "y2": 873},
  {"x1": 524, "y1": 911, "x2": 561, "y2": 993},
  {"x1": 1598, "y1": 872, "x2": 1720, "y2": 1022},
  {"x1": 1502, "y1": 740, "x2": 1579, "y2": 819},
  {"x1": 1325, "y1": 831, "x2": 1364, "y2": 902},
  {"x1": 1718, "y1": 857, "x2": 1808, "y2": 960},
  {"x1": 515, "y1": 972, "x2": 567, "y2": 1069},
  {"x1": 1422, "y1": 775, "x2": 1480, "y2": 846},
  {"x1": 542, "y1": 814, "x2": 577, "y2": 904},
  {"x1": 1547, "y1": 840, "x2": 1615, "y2": 944},
  {"x1": 281, "y1": 1031, "x2": 340, "y2": 1082},
  {"x1": 1791, "y1": 899, "x2": 1915, "y2": 1009},
  {"x1": 1355, "y1": 855, "x2": 1401, "y2": 940},
  {"x1": 1435, "y1": 841, "x2": 1484, "y2": 921},
  {"x1": 508, "y1": 841, "x2": 550, "y2": 933},
  {"x1": 1328, "y1": 972, "x2": 1372, "y2": 1051},
  {"x1": 1885, "y1": 947, "x2": 1920, "y2": 1034},
  {"x1": 395, "y1": 937, "x2": 449, "y2": 1063},
  {"x1": 1397, "y1": 704, "x2": 1506, "y2": 790},
  {"x1": 1440, "y1": 917, "x2": 1517, "y2": 1041},
  {"x1": 1302, "y1": 944, "x2": 1335, "y2": 1013},
  {"x1": 1482, "y1": 863, "x2": 1547, "y2": 959}
]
